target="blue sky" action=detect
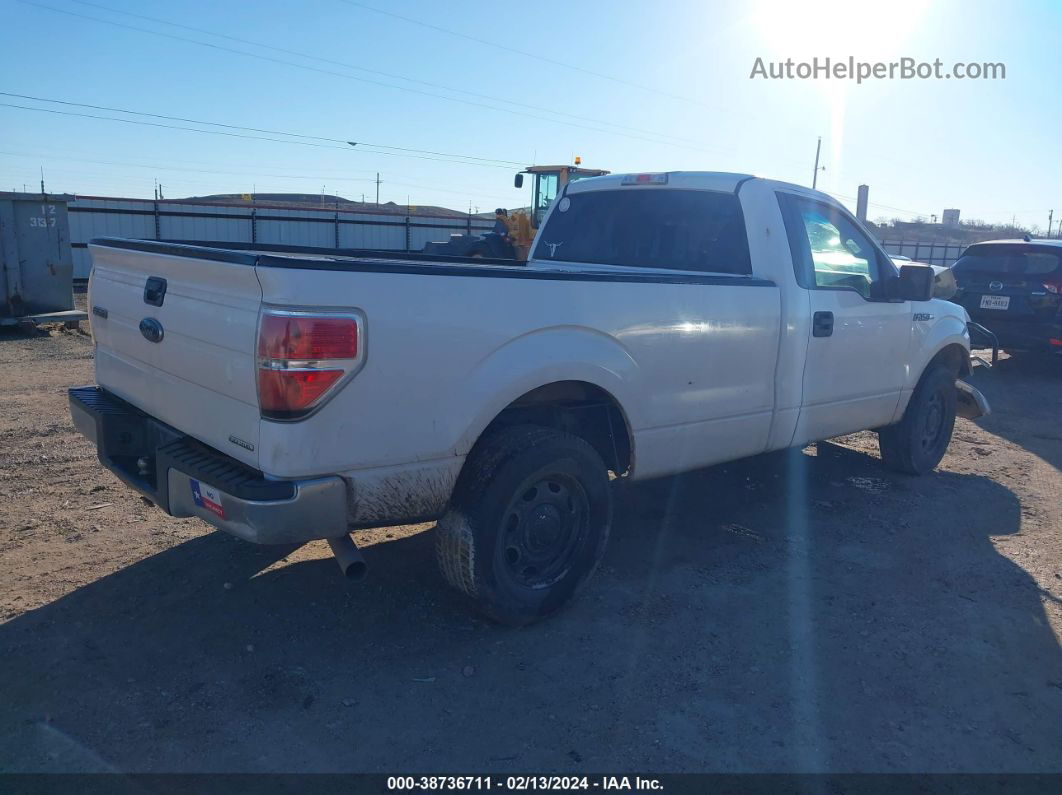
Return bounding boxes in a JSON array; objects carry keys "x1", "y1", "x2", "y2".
[{"x1": 1, "y1": 0, "x2": 1059, "y2": 229}]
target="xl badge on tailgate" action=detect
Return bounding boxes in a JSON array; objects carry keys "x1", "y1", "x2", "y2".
[{"x1": 190, "y1": 479, "x2": 225, "y2": 519}]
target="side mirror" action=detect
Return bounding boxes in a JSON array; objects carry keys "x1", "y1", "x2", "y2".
[
  {"x1": 514, "y1": 173, "x2": 524, "y2": 189},
  {"x1": 895, "y1": 264, "x2": 934, "y2": 301}
]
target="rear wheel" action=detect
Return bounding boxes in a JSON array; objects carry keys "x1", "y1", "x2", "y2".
[
  {"x1": 878, "y1": 366, "x2": 957, "y2": 475},
  {"x1": 435, "y1": 425, "x2": 612, "y2": 625}
]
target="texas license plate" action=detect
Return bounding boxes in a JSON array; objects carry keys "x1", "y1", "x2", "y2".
[{"x1": 980, "y1": 295, "x2": 1010, "y2": 310}]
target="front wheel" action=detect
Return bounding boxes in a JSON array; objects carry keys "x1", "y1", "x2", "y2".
[
  {"x1": 435, "y1": 425, "x2": 612, "y2": 626},
  {"x1": 878, "y1": 366, "x2": 957, "y2": 475}
]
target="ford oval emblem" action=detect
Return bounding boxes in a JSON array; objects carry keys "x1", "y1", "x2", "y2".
[
  {"x1": 139, "y1": 317, "x2": 164, "y2": 343},
  {"x1": 989, "y1": 280, "x2": 1003, "y2": 292}
]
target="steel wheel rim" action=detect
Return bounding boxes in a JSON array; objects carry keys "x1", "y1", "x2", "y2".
[
  {"x1": 921, "y1": 389, "x2": 946, "y2": 452},
  {"x1": 499, "y1": 472, "x2": 589, "y2": 590}
]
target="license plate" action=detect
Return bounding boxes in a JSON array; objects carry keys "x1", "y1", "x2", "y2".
[
  {"x1": 980, "y1": 295, "x2": 1010, "y2": 310},
  {"x1": 190, "y1": 479, "x2": 225, "y2": 519}
]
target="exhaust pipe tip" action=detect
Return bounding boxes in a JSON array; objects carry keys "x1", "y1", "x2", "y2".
[
  {"x1": 342, "y1": 559, "x2": 368, "y2": 580},
  {"x1": 328, "y1": 535, "x2": 368, "y2": 580}
]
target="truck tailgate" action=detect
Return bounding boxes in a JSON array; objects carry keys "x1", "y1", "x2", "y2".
[{"x1": 88, "y1": 242, "x2": 262, "y2": 469}]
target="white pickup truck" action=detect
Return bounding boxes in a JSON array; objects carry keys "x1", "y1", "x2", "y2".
[{"x1": 71, "y1": 171, "x2": 989, "y2": 624}]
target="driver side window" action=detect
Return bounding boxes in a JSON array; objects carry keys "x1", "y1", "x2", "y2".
[{"x1": 779, "y1": 195, "x2": 886, "y2": 299}]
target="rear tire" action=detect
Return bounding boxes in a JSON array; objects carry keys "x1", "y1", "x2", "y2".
[
  {"x1": 878, "y1": 366, "x2": 957, "y2": 475},
  {"x1": 435, "y1": 425, "x2": 612, "y2": 626}
]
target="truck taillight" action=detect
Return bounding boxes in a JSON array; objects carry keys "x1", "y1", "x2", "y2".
[{"x1": 256, "y1": 310, "x2": 364, "y2": 420}]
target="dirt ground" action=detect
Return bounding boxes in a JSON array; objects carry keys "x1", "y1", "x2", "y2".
[{"x1": 0, "y1": 310, "x2": 1059, "y2": 773}]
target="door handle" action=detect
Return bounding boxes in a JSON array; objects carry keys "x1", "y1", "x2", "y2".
[
  {"x1": 143, "y1": 276, "x2": 167, "y2": 307},
  {"x1": 813, "y1": 311, "x2": 834, "y2": 337}
]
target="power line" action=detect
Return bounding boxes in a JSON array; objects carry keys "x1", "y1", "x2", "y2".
[
  {"x1": 0, "y1": 100, "x2": 521, "y2": 169},
  {"x1": 0, "y1": 91, "x2": 522, "y2": 166},
  {"x1": 70, "y1": 0, "x2": 714, "y2": 150},
  {"x1": 831, "y1": 192, "x2": 932, "y2": 218},
  {"x1": 0, "y1": 149, "x2": 522, "y2": 202},
  {"x1": 1, "y1": 145, "x2": 522, "y2": 198},
  {"x1": 335, "y1": 0, "x2": 712, "y2": 109},
  {"x1": 0, "y1": 149, "x2": 355, "y2": 177},
  {"x1": 18, "y1": 1, "x2": 752, "y2": 158}
]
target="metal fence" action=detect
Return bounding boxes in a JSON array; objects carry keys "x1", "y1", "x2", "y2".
[
  {"x1": 66, "y1": 198, "x2": 972, "y2": 279},
  {"x1": 68, "y1": 196, "x2": 495, "y2": 279},
  {"x1": 880, "y1": 240, "x2": 965, "y2": 266}
]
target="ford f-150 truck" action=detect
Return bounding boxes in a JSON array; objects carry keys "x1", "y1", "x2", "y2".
[{"x1": 70, "y1": 171, "x2": 990, "y2": 625}]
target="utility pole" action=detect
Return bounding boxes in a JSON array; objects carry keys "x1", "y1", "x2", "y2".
[
  {"x1": 1049, "y1": 210, "x2": 1054, "y2": 238},
  {"x1": 812, "y1": 137, "x2": 823, "y2": 189},
  {"x1": 40, "y1": 166, "x2": 45, "y2": 195},
  {"x1": 375, "y1": 172, "x2": 381, "y2": 205}
]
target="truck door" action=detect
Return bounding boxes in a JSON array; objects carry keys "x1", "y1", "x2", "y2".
[{"x1": 777, "y1": 193, "x2": 910, "y2": 445}]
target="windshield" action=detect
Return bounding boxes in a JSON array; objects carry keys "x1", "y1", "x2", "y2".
[
  {"x1": 532, "y1": 188, "x2": 751, "y2": 274},
  {"x1": 954, "y1": 246, "x2": 1062, "y2": 275}
]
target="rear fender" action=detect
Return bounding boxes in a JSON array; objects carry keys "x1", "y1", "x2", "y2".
[{"x1": 446, "y1": 326, "x2": 641, "y2": 457}]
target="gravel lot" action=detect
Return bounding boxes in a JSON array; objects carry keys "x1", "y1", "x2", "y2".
[{"x1": 1, "y1": 316, "x2": 1059, "y2": 773}]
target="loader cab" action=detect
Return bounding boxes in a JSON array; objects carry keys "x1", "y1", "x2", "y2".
[{"x1": 514, "y1": 165, "x2": 610, "y2": 227}]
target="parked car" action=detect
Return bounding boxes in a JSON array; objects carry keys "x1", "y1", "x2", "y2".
[
  {"x1": 951, "y1": 239, "x2": 1062, "y2": 353},
  {"x1": 891, "y1": 254, "x2": 958, "y2": 300},
  {"x1": 70, "y1": 171, "x2": 989, "y2": 624}
]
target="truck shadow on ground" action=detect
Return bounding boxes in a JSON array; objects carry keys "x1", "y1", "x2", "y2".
[
  {"x1": 969, "y1": 351, "x2": 1062, "y2": 470},
  {"x1": 2, "y1": 442, "x2": 1059, "y2": 773}
]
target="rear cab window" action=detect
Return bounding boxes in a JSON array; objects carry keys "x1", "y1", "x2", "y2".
[{"x1": 531, "y1": 188, "x2": 752, "y2": 275}]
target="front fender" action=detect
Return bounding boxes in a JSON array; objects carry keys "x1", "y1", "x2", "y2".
[
  {"x1": 443, "y1": 325, "x2": 641, "y2": 456},
  {"x1": 905, "y1": 304, "x2": 971, "y2": 391}
]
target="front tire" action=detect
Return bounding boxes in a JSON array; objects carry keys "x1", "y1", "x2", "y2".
[
  {"x1": 435, "y1": 425, "x2": 612, "y2": 626},
  {"x1": 878, "y1": 366, "x2": 957, "y2": 475}
]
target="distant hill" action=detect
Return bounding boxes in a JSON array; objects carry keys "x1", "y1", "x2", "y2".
[
  {"x1": 179, "y1": 193, "x2": 471, "y2": 219},
  {"x1": 868, "y1": 218, "x2": 1041, "y2": 245}
]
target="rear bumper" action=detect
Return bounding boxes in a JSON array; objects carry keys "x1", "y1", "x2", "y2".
[{"x1": 69, "y1": 386, "x2": 349, "y2": 544}]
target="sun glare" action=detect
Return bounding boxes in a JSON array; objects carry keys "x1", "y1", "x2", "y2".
[{"x1": 752, "y1": 0, "x2": 929, "y2": 62}]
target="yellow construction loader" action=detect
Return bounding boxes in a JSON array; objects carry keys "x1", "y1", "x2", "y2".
[
  {"x1": 506, "y1": 163, "x2": 610, "y2": 260},
  {"x1": 422, "y1": 161, "x2": 609, "y2": 261}
]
